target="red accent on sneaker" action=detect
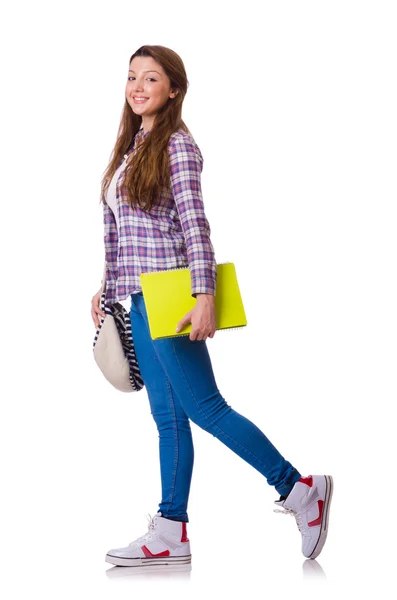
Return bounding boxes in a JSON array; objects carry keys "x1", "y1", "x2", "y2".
[
  {"x1": 308, "y1": 500, "x2": 324, "y2": 527},
  {"x1": 141, "y1": 546, "x2": 170, "y2": 558},
  {"x1": 181, "y1": 522, "x2": 189, "y2": 542},
  {"x1": 299, "y1": 475, "x2": 313, "y2": 487}
]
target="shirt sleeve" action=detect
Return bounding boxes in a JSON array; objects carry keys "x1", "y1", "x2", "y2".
[
  {"x1": 168, "y1": 134, "x2": 217, "y2": 298},
  {"x1": 103, "y1": 201, "x2": 118, "y2": 269}
]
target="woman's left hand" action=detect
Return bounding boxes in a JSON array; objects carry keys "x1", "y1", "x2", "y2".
[{"x1": 175, "y1": 295, "x2": 216, "y2": 341}]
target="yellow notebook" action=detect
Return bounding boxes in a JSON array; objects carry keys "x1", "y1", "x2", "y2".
[{"x1": 140, "y1": 262, "x2": 247, "y2": 340}]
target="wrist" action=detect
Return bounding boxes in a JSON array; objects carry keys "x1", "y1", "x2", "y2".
[{"x1": 196, "y1": 293, "x2": 215, "y2": 302}]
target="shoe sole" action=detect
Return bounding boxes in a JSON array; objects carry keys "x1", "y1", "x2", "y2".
[
  {"x1": 105, "y1": 554, "x2": 192, "y2": 567},
  {"x1": 105, "y1": 563, "x2": 192, "y2": 577},
  {"x1": 307, "y1": 474, "x2": 333, "y2": 559}
]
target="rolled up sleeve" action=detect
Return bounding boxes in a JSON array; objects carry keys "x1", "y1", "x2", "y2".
[{"x1": 168, "y1": 135, "x2": 217, "y2": 298}]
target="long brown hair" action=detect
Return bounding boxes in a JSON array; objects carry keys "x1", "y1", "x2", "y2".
[{"x1": 100, "y1": 45, "x2": 190, "y2": 212}]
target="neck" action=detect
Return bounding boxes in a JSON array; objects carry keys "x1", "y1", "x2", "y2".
[{"x1": 140, "y1": 116, "x2": 154, "y2": 134}]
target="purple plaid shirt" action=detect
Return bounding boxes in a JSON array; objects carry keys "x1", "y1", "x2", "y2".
[{"x1": 103, "y1": 126, "x2": 217, "y2": 304}]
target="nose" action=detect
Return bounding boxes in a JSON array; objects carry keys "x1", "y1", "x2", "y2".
[{"x1": 133, "y1": 78, "x2": 144, "y2": 92}]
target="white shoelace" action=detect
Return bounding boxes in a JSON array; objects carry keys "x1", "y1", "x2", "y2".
[
  {"x1": 273, "y1": 507, "x2": 309, "y2": 536},
  {"x1": 128, "y1": 513, "x2": 157, "y2": 547}
]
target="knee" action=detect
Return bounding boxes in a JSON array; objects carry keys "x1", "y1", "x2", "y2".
[
  {"x1": 150, "y1": 409, "x2": 174, "y2": 431},
  {"x1": 151, "y1": 411, "x2": 191, "y2": 434},
  {"x1": 188, "y1": 410, "x2": 211, "y2": 432},
  {"x1": 187, "y1": 396, "x2": 232, "y2": 434}
]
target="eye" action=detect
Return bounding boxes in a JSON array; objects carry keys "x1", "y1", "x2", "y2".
[{"x1": 128, "y1": 77, "x2": 156, "y2": 82}]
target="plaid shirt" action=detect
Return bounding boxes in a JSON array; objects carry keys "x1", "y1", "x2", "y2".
[{"x1": 103, "y1": 126, "x2": 217, "y2": 304}]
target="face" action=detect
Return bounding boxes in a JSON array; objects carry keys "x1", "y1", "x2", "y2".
[{"x1": 125, "y1": 56, "x2": 178, "y2": 128}]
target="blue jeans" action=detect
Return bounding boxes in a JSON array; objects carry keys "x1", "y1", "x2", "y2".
[{"x1": 130, "y1": 292, "x2": 302, "y2": 522}]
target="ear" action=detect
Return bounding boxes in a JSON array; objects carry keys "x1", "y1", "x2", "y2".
[{"x1": 170, "y1": 90, "x2": 179, "y2": 98}]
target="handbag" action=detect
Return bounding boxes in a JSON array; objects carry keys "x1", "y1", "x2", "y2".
[{"x1": 93, "y1": 262, "x2": 144, "y2": 393}]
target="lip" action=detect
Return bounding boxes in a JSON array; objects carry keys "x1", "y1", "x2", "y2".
[{"x1": 133, "y1": 97, "x2": 149, "y2": 103}]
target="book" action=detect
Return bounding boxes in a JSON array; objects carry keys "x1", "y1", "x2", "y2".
[{"x1": 140, "y1": 262, "x2": 247, "y2": 340}]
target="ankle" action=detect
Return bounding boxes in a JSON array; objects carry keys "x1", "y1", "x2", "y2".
[{"x1": 162, "y1": 515, "x2": 187, "y2": 523}]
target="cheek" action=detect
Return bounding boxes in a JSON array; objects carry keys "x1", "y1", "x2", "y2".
[{"x1": 151, "y1": 87, "x2": 169, "y2": 103}]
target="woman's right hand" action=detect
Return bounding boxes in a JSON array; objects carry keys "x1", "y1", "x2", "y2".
[{"x1": 91, "y1": 287, "x2": 107, "y2": 328}]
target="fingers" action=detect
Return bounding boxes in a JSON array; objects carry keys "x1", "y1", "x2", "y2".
[
  {"x1": 92, "y1": 308, "x2": 105, "y2": 328},
  {"x1": 176, "y1": 319, "x2": 188, "y2": 333},
  {"x1": 189, "y1": 330, "x2": 215, "y2": 341},
  {"x1": 92, "y1": 309, "x2": 100, "y2": 328},
  {"x1": 91, "y1": 297, "x2": 107, "y2": 328}
]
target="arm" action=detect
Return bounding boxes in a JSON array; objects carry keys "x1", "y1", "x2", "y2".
[{"x1": 168, "y1": 135, "x2": 217, "y2": 298}]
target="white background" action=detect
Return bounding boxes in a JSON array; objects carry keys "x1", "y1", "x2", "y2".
[{"x1": 1, "y1": 0, "x2": 396, "y2": 598}]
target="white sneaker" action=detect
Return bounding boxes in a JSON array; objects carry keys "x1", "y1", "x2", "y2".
[
  {"x1": 274, "y1": 474, "x2": 333, "y2": 559},
  {"x1": 105, "y1": 512, "x2": 192, "y2": 567}
]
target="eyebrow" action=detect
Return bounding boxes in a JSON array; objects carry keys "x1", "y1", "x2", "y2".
[{"x1": 129, "y1": 69, "x2": 161, "y2": 75}]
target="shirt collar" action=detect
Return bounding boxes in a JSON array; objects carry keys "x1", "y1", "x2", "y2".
[
  {"x1": 128, "y1": 126, "x2": 151, "y2": 154},
  {"x1": 138, "y1": 125, "x2": 151, "y2": 138}
]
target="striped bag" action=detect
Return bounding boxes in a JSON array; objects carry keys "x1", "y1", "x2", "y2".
[{"x1": 93, "y1": 265, "x2": 144, "y2": 393}]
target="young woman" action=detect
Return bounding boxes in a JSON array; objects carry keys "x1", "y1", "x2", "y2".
[{"x1": 91, "y1": 45, "x2": 333, "y2": 568}]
